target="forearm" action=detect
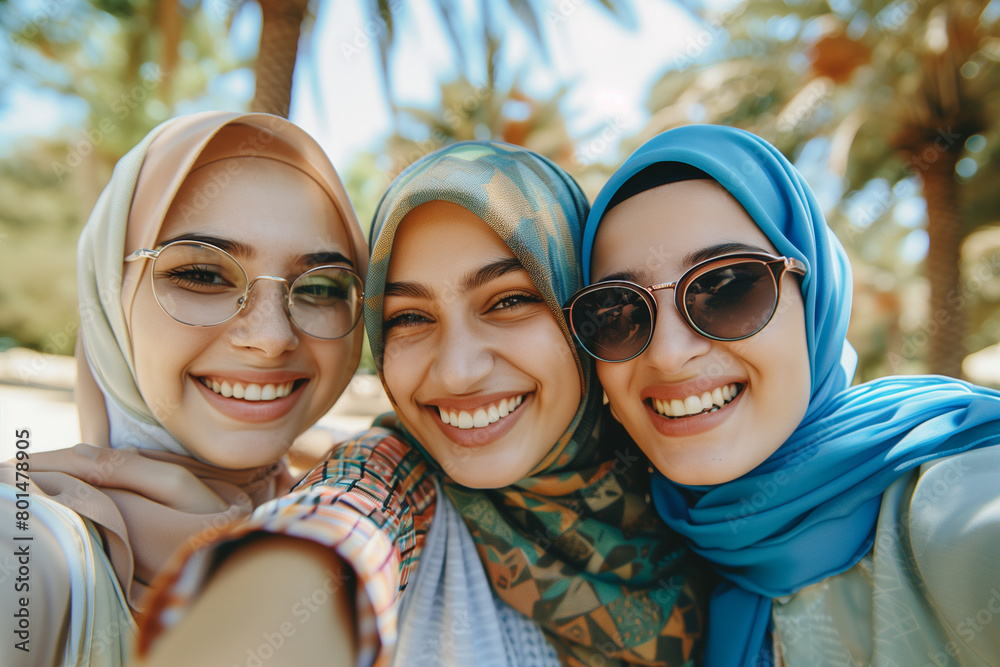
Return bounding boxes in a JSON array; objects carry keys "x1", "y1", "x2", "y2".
[{"x1": 140, "y1": 535, "x2": 356, "y2": 666}]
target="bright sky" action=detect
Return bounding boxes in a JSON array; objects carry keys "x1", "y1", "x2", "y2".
[
  {"x1": 0, "y1": 0, "x2": 708, "y2": 166},
  {"x1": 290, "y1": 0, "x2": 704, "y2": 166}
]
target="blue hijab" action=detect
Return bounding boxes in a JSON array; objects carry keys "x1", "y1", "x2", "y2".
[{"x1": 581, "y1": 125, "x2": 1000, "y2": 665}]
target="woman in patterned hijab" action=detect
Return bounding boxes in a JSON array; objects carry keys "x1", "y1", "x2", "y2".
[{"x1": 365, "y1": 140, "x2": 703, "y2": 666}]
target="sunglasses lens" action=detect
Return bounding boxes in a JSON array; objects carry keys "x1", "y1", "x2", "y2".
[
  {"x1": 570, "y1": 286, "x2": 653, "y2": 361},
  {"x1": 684, "y1": 261, "x2": 777, "y2": 339},
  {"x1": 150, "y1": 243, "x2": 246, "y2": 326}
]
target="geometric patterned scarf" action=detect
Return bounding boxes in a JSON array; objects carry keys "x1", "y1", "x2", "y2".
[{"x1": 365, "y1": 141, "x2": 704, "y2": 665}]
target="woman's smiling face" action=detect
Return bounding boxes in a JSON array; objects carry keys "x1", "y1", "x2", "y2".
[
  {"x1": 380, "y1": 200, "x2": 581, "y2": 489},
  {"x1": 128, "y1": 158, "x2": 358, "y2": 469},
  {"x1": 590, "y1": 179, "x2": 811, "y2": 485}
]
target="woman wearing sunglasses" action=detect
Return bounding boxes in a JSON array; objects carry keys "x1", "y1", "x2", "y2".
[
  {"x1": 140, "y1": 141, "x2": 705, "y2": 666},
  {"x1": 0, "y1": 111, "x2": 367, "y2": 666},
  {"x1": 565, "y1": 124, "x2": 1000, "y2": 666}
]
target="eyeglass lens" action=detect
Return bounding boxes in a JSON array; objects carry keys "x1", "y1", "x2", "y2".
[
  {"x1": 149, "y1": 242, "x2": 362, "y2": 339},
  {"x1": 569, "y1": 259, "x2": 779, "y2": 361}
]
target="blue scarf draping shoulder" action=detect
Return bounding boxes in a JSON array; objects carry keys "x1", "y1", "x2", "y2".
[{"x1": 582, "y1": 124, "x2": 1000, "y2": 666}]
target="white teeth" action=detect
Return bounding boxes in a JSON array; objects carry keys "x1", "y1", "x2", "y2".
[
  {"x1": 203, "y1": 378, "x2": 295, "y2": 402},
  {"x1": 438, "y1": 394, "x2": 525, "y2": 430},
  {"x1": 651, "y1": 383, "x2": 741, "y2": 418},
  {"x1": 711, "y1": 387, "x2": 725, "y2": 407}
]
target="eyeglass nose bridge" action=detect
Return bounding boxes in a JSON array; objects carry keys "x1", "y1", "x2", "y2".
[
  {"x1": 237, "y1": 275, "x2": 294, "y2": 313},
  {"x1": 645, "y1": 280, "x2": 678, "y2": 295}
]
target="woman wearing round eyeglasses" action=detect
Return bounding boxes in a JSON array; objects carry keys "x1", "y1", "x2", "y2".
[
  {"x1": 0, "y1": 111, "x2": 367, "y2": 666},
  {"x1": 565, "y1": 125, "x2": 1000, "y2": 666}
]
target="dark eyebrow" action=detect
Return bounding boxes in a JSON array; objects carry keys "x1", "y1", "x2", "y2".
[
  {"x1": 158, "y1": 233, "x2": 255, "y2": 258},
  {"x1": 684, "y1": 242, "x2": 771, "y2": 265},
  {"x1": 600, "y1": 270, "x2": 643, "y2": 283},
  {"x1": 384, "y1": 258, "x2": 526, "y2": 300},
  {"x1": 463, "y1": 258, "x2": 525, "y2": 290},
  {"x1": 158, "y1": 234, "x2": 352, "y2": 268},
  {"x1": 302, "y1": 251, "x2": 354, "y2": 268},
  {"x1": 597, "y1": 242, "x2": 772, "y2": 284},
  {"x1": 384, "y1": 281, "x2": 432, "y2": 299}
]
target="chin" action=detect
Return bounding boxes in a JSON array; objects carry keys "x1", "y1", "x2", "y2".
[
  {"x1": 200, "y1": 436, "x2": 292, "y2": 470},
  {"x1": 652, "y1": 450, "x2": 762, "y2": 487},
  {"x1": 439, "y1": 459, "x2": 528, "y2": 490}
]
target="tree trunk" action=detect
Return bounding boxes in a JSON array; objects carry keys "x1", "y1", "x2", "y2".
[
  {"x1": 920, "y1": 149, "x2": 965, "y2": 378},
  {"x1": 251, "y1": 0, "x2": 310, "y2": 117}
]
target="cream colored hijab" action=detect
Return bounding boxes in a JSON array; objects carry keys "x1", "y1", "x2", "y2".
[
  {"x1": 78, "y1": 110, "x2": 368, "y2": 454},
  {"x1": 5, "y1": 111, "x2": 367, "y2": 611}
]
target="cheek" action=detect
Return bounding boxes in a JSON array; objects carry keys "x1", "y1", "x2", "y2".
[
  {"x1": 309, "y1": 338, "x2": 355, "y2": 396},
  {"x1": 553, "y1": 360, "x2": 583, "y2": 417},
  {"x1": 596, "y1": 362, "x2": 634, "y2": 407},
  {"x1": 757, "y1": 296, "x2": 811, "y2": 429},
  {"x1": 131, "y1": 325, "x2": 203, "y2": 423},
  {"x1": 130, "y1": 294, "x2": 186, "y2": 401},
  {"x1": 382, "y1": 346, "x2": 420, "y2": 406},
  {"x1": 525, "y1": 320, "x2": 580, "y2": 391}
]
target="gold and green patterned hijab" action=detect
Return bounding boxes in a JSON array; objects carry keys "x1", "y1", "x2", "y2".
[{"x1": 366, "y1": 141, "x2": 703, "y2": 666}]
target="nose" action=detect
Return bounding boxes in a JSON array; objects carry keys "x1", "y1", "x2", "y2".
[
  {"x1": 642, "y1": 294, "x2": 712, "y2": 375},
  {"x1": 429, "y1": 318, "x2": 494, "y2": 395},
  {"x1": 226, "y1": 279, "x2": 300, "y2": 357}
]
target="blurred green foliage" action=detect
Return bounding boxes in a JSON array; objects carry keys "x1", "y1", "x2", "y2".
[
  {"x1": 634, "y1": 0, "x2": 1000, "y2": 383},
  {"x1": 0, "y1": 0, "x2": 247, "y2": 354}
]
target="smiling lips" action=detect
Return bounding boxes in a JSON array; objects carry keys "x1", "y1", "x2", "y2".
[
  {"x1": 198, "y1": 376, "x2": 298, "y2": 402},
  {"x1": 649, "y1": 382, "x2": 743, "y2": 418},
  {"x1": 437, "y1": 394, "x2": 525, "y2": 429}
]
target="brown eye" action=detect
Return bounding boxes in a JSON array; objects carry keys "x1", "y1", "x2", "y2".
[
  {"x1": 490, "y1": 292, "x2": 542, "y2": 312},
  {"x1": 384, "y1": 311, "x2": 432, "y2": 331}
]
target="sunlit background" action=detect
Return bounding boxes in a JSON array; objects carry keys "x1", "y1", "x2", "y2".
[{"x1": 2, "y1": 0, "x2": 1000, "y2": 387}]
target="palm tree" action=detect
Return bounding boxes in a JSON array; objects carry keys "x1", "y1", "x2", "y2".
[
  {"x1": 382, "y1": 75, "x2": 576, "y2": 177},
  {"x1": 247, "y1": 0, "x2": 634, "y2": 118},
  {"x1": 0, "y1": 0, "x2": 243, "y2": 351},
  {"x1": 876, "y1": 3, "x2": 993, "y2": 377},
  {"x1": 638, "y1": 0, "x2": 1000, "y2": 378},
  {"x1": 251, "y1": 0, "x2": 311, "y2": 116}
]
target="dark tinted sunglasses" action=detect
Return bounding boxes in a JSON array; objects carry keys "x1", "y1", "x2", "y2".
[{"x1": 564, "y1": 252, "x2": 807, "y2": 362}]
